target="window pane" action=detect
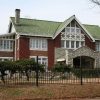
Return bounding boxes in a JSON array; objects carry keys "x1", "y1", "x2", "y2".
[
  {"x1": 96, "y1": 42, "x2": 100, "y2": 51},
  {"x1": 71, "y1": 41, "x2": 74, "y2": 48},
  {"x1": 61, "y1": 40, "x2": 65, "y2": 48},
  {"x1": 71, "y1": 27, "x2": 75, "y2": 33},
  {"x1": 76, "y1": 41, "x2": 79, "y2": 48},
  {"x1": 36, "y1": 39, "x2": 38, "y2": 48},
  {"x1": 66, "y1": 27, "x2": 70, "y2": 33},
  {"x1": 76, "y1": 28, "x2": 80, "y2": 33},
  {"x1": 0, "y1": 40, "x2": 2, "y2": 49},
  {"x1": 81, "y1": 41, "x2": 84, "y2": 47},
  {"x1": 42, "y1": 40, "x2": 47, "y2": 49},
  {"x1": 66, "y1": 41, "x2": 69, "y2": 48}
]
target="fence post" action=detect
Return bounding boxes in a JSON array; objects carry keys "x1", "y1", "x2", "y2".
[
  {"x1": 80, "y1": 56, "x2": 83, "y2": 85},
  {"x1": 36, "y1": 56, "x2": 39, "y2": 87}
]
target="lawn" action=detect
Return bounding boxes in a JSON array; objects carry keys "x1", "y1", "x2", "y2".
[{"x1": 0, "y1": 84, "x2": 100, "y2": 100}]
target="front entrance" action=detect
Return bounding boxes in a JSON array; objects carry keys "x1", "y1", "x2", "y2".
[{"x1": 73, "y1": 56, "x2": 95, "y2": 68}]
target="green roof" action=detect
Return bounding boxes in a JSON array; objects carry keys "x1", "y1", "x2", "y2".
[
  {"x1": 10, "y1": 17, "x2": 100, "y2": 39},
  {"x1": 83, "y1": 24, "x2": 100, "y2": 40},
  {"x1": 11, "y1": 17, "x2": 61, "y2": 37}
]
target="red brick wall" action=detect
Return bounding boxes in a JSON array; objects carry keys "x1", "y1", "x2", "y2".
[
  {"x1": 0, "y1": 51, "x2": 14, "y2": 57},
  {"x1": 48, "y1": 34, "x2": 61, "y2": 69},
  {"x1": 30, "y1": 50, "x2": 48, "y2": 56},
  {"x1": 85, "y1": 35, "x2": 95, "y2": 50},
  {"x1": 18, "y1": 36, "x2": 30, "y2": 59}
]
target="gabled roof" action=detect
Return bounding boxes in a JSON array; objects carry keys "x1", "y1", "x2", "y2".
[
  {"x1": 10, "y1": 17, "x2": 61, "y2": 37},
  {"x1": 10, "y1": 16, "x2": 100, "y2": 40}
]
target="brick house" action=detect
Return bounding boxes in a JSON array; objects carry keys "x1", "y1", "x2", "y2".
[{"x1": 0, "y1": 9, "x2": 100, "y2": 70}]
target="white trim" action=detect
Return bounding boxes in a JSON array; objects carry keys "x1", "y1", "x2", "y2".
[
  {"x1": 18, "y1": 33, "x2": 52, "y2": 38},
  {"x1": 30, "y1": 56, "x2": 48, "y2": 71},
  {"x1": 29, "y1": 37, "x2": 48, "y2": 51},
  {"x1": 53, "y1": 15, "x2": 95, "y2": 42},
  {"x1": 0, "y1": 57, "x2": 13, "y2": 61},
  {"x1": 9, "y1": 18, "x2": 17, "y2": 34},
  {"x1": 53, "y1": 15, "x2": 75, "y2": 39},
  {"x1": 74, "y1": 17, "x2": 95, "y2": 42},
  {"x1": 0, "y1": 57, "x2": 13, "y2": 59},
  {"x1": 0, "y1": 33, "x2": 15, "y2": 37}
]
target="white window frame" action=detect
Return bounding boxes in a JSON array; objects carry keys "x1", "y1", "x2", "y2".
[
  {"x1": 96, "y1": 41, "x2": 100, "y2": 51},
  {"x1": 0, "y1": 57, "x2": 13, "y2": 61},
  {"x1": 0, "y1": 39, "x2": 14, "y2": 51},
  {"x1": 30, "y1": 38, "x2": 48, "y2": 51},
  {"x1": 30, "y1": 56, "x2": 48, "y2": 71},
  {"x1": 61, "y1": 21, "x2": 85, "y2": 49}
]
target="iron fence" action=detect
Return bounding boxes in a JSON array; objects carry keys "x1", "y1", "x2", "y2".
[{"x1": 0, "y1": 68, "x2": 100, "y2": 86}]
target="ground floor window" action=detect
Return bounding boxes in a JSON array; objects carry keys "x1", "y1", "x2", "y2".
[
  {"x1": 0, "y1": 57, "x2": 13, "y2": 61},
  {"x1": 30, "y1": 56, "x2": 48, "y2": 71}
]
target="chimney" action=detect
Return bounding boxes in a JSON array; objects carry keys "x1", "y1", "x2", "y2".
[{"x1": 15, "y1": 9, "x2": 20, "y2": 24}]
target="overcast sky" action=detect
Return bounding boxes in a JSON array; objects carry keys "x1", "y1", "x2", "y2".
[{"x1": 0, "y1": 0, "x2": 100, "y2": 34}]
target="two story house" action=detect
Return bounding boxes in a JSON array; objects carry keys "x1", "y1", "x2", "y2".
[{"x1": 0, "y1": 9, "x2": 100, "y2": 70}]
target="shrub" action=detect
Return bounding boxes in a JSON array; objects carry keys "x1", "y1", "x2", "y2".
[
  {"x1": 71, "y1": 68, "x2": 100, "y2": 78},
  {"x1": 52, "y1": 63, "x2": 71, "y2": 73}
]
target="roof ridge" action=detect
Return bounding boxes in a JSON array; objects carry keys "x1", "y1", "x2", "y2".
[
  {"x1": 83, "y1": 24, "x2": 99, "y2": 27},
  {"x1": 10, "y1": 17, "x2": 62, "y2": 23}
]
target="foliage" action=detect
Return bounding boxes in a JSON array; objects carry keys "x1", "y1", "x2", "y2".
[
  {"x1": 52, "y1": 63, "x2": 71, "y2": 73},
  {"x1": 0, "y1": 59, "x2": 45, "y2": 83},
  {"x1": 71, "y1": 68, "x2": 100, "y2": 78}
]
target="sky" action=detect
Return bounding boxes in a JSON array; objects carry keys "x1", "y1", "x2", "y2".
[{"x1": 0, "y1": 0, "x2": 100, "y2": 34}]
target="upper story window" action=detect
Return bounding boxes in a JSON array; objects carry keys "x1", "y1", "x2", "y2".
[
  {"x1": 30, "y1": 38, "x2": 48, "y2": 51},
  {"x1": 61, "y1": 21, "x2": 85, "y2": 49},
  {"x1": 96, "y1": 41, "x2": 100, "y2": 51},
  {"x1": 0, "y1": 40, "x2": 14, "y2": 51}
]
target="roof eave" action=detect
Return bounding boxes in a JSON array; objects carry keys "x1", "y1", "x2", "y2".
[{"x1": 18, "y1": 33, "x2": 52, "y2": 38}]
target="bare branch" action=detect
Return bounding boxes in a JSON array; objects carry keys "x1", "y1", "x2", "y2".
[{"x1": 90, "y1": 0, "x2": 100, "y2": 5}]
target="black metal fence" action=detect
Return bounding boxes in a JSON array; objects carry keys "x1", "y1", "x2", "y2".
[{"x1": 0, "y1": 68, "x2": 100, "y2": 86}]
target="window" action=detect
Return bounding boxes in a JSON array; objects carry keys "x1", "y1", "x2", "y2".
[
  {"x1": 0, "y1": 40, "x2": 14, "y2": 51},
  {"x1": 66, "y1": 41, "x2": 69, "y2": 48},
  {"x1": 0, "y1": 57, "x2": 13, "y2": 61},
  {"x1": 81, "y1": 41, "x2": 85, "y2": 47},
  {"x1": 61, "y1": 22, "x2": 85, "y2": 49},
  {"x1": 30, "y1": 38, "x2": 47, "y2": 51},
  {"x1": 71, "y1": 27, "x2": 75, "y2": 33},
  {"x1": 76, "y1": 41, "x2": 79, "y2": 48},
  {"x1": 71, "y1": 41, "x2": 74, "y2": 48},
  {"x1": 61, "y1": 40, "x2": 65, "y2": 48},
  {"x1": 96, "y1": 41, "x2": 100, "y2": 51},
  {"x1": 76, "y1": 28, "x2": 80, "y2": 33},
  {"x1": 30, "y1": 56, "x2": 48, "y2": 71},
  {"x1": 66, "y1": 27, "x2": 70, "y2": 33}
]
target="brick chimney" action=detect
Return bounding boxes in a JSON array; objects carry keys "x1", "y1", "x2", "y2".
[{"x1": 15, "y1": 9, "x2": 20, "y2": 24}]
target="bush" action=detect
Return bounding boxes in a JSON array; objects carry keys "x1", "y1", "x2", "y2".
[
  {"x1": 71, "y1": 68, "x2": 100, "y2": 78},
  {"x1": 0, "y1": 59, "x2": 45, "y2": 83},
  {"x1": 52, "y1": 63, "x2": 71, "y2": 73}
]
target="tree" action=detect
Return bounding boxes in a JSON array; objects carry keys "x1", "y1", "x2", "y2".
[{"x1": 90, "y1": 0, "x2": 100, "y2": 6}]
